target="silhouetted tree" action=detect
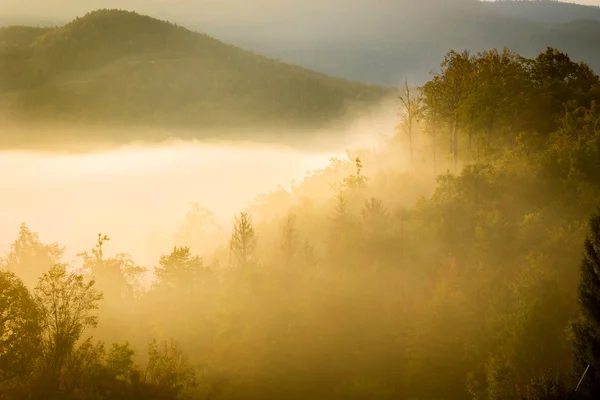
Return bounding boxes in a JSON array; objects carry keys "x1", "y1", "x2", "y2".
[
  {"x1": 35, "y1": 264, "x2": 103, "y2": 398},
  {"x1": 229, "y1": 212, "x2": 256, "y2": 269},
  {"x1": 572, "y1": 209, "x2": 600, "y2": 399},
  {"x1": 398, "y1": 79, "x2": 423, "y2": 167},
  {"x1": 0, "y1": 271, "x2": 41, "y2": 396},
  {"x1": 279, "y1": 212, "x2": 299, "y2": 267}
]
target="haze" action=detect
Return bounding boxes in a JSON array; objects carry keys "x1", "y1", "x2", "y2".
[
  {"x1": 5, "y1": 3, "x2": 600, "y2": 400},
  {"x1": 0, "y1": 100, "x2": 399, "y2": 268},
  {"x1": 0, "y1": 142, "x2": 343, "y2": 266}
]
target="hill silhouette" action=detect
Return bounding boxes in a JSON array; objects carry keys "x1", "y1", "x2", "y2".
[
  {"x1": 488, "y1": 0, "x2": 600, "y2": 23},
  {"x1": 4, "y1": 2, "x2": 600, "y2": 86},
  {"x1": 187, "y1": 0, "x2": 600, "y2": 86},
  {"x1": 0, "y1": 9, "x2": 389, "y2": 145}
]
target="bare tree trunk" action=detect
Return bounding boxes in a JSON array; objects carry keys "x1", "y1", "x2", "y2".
[
  {"x1": 409, "y1": 120, "x2": 413, "y2": 169},
  {"x1": 468, "y1": 128, "x2": 472, "y2": 152},
  {"x1": 452, "y1": 115, "x2": 459, "y2": 172},
  {"x1": 433, "y1": 133, "x2": 437, "y2": 178}
]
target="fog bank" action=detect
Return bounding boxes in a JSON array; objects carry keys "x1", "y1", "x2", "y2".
[{"x1": 0, "y1": 142, "x2": 346, "y2": 267}]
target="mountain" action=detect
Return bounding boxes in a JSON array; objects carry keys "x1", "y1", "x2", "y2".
[
  {"x1": 171, "y1": 0, "x2": 600, "y2": 86},
  {"x1": 0, "y1": 9, "x2": 389, "y2": 147},
  {"x1": 3, "y1": 2, "x2": 600, "y2": 105},
  {"x1": 487, "y1": 0, "x2": 600, "y2": 23}
]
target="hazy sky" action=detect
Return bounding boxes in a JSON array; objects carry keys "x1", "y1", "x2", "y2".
[
  {"x1": 556, "y1": 0, "x2": 599, "y2": 3},
  {"x1": 2, "y1": 0, "x2": 599, "y2": 24}
]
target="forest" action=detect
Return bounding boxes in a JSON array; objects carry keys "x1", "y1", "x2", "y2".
[
  {"x1": 3, "y1": 46, "x2": 600, "y2": 400},
  {"x1": 0, "y1": 9, "x2": 387, "y2": 143}
]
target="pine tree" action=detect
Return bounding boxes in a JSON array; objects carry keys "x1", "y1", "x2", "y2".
[
  {"x1": 229, "y1": 212, "x2": 256, "y2": 269},
  {"x1": 280, "y1": 212, "x2": 299, "y2": 267},
  {"x1": 572, "y1": 209, "x2": 600, "y2": 399}
]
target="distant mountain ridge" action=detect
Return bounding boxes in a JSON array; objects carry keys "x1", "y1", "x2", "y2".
[
  {"x1": 0, "y1": 10, "x2": 389, "y2": 147},
  {"x1": 176, "y1": 0, "x2": 600, "y2": 85},
  {"x1": 487, "y1": 0, "x2": 600, "y2": 23},
  {"x1": 2, "y1": 1, "x2": 600, "y2": 86}
]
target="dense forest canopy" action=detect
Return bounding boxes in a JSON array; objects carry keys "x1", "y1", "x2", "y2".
[
  {"x1": 0, "y1": 9, "x2": 389, "y2": 147},
  {"x1": 3, "y1": 45, "x2": 600, "y2": 399}
]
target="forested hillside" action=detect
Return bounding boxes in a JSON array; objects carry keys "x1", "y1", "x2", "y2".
[
  {"x1": 0, "y1": 9, "x2": 388, "y2": 142},
  {"x1": 3, "y1": 46, "x2": 600, "y2": 399},
  {"x1": 488, "y1": 0, "x2": 600, "y2": 23},
  {"x1": 197, "y1": 0, "x2": 600, "y2": 86}
]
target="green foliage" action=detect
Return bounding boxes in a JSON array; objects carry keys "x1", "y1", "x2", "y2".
[
  {"x1": 5, "y1": 46, "x2": 600, "y2": 400},
  {"x1": 1, "y1": 223, "x2": 64, "y2": 288},
  {"x1": 145, "y1": 339, "x2": 196, "y2": 398},
  {"x1": 571, "y1": 209, "x2": 600, "y2": 399},
  {"x1": 0, "y1": 9, "x2": 389, "y2": 146},
  {"x1": 421, "y1": 47, "x2": 600, "y2": 172},
  {"x1": 0, "y1": 271, "x2": 41, "y2": 392}
]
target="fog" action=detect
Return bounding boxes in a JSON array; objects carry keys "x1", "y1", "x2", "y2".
[
  {"x1": 0, "y1": 142, "x2": 344, "y2": 266},
  {"x1": 0, "y1": 99, "x2": 399, "y2": 268},
  {"x1": 4, "y1": 20, "x2": 600, "y2": 400}
]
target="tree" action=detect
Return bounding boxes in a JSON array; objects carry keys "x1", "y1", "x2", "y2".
[
  {"x1": 422, "y1": 50, "x2": 476, "y2": 171},
  {"x1": 154, "y1": 246, "x2": 206, "y2": 293},
  {"x1": 341, "y1": 156, "x2": 368, "y2": 191},
  {"x1": 572, "y1": 209, "x2": 600, "y2": 399},
  {"x1": 279, "y1": 212, "x2": 299, "y2": 267},
  {"x1": 528, "y1": 47, "x2": 600, "y2": 135},
  {"x1": 0, "y1": 271, "x2": 41, "y2": 394},
  {"x1": 229, "y1": 212, "x2": 256, "y2": 269},
  {"x1": 398, "y1": 78, "x2": 423, "y2": 168},
  {"x1": 468, "y1": 48, "x2": 526, "y2": 157},
  {"x1": 78, "y1": 234, "x2": 145, "y2": 344},
  {"x1": 327, "y1": 190, "x2": 358, "y2": 269},
  {"x1": 35, "y1": 264, "x2": 103, "y2": 398},
  {"x1": 144, "y1": 339, "x2": 196, "y2": 399},
  {"x1": 2, "y1": 223, "x2": 64, "y2": 289},
  {"x1": 361, "y1": 197, "x2": 391, "y2": 268},
  {"x1": 175, "y1": 203, "x2": 224, "y2": 257}
]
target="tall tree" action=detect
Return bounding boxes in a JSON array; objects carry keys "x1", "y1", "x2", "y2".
[
  {"x1": 0, "y1": 271, "x2": 41, "y2": 395},
  {"x1": 279, "y1": 212, "x2": 299, "y2": 267},
  {"x1": 144, "y1": 339, "x2": 196, "y2": 398},
  {"x1": 572, "y1": 209, "x2": 600, "y2": 399},
  {"x1": 422, "y1": 50, "x2": 476, "y2": 171},
  {"x1": 470, "y1": 48, "x2": 525, "y2": 151},
  {"x1": 35, "y1": 264, "x2": 103, "y2": 398},
  {"x1": 229, "y1": 212, "x2": 256, "y2": 269},
  {"x1": 2, "y1": 223, "x2": 64, "y2": 289},
  {"x1": 527, "y1": 47, "x2": 600, "y2": 135},
  {"x1": 398, "y1": 78, "x2": 423, "y2": 168},
  {"x1": 154, "y1": 246, "x2": 206, "y2": 293},
  {"x1": 175, "y1": 203, "x2": 224, "y2": 257}
]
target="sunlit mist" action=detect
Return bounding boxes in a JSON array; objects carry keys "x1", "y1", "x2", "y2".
[{"x1": 0, "y1": 142, "x2": 345, "y2": 266}]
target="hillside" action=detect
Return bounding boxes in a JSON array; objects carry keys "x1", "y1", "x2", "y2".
[
  {"x1": 4, "y1": 2, "x2": 600, "y2": 87},
  {"x1": 174, "y1": 0, "x2": 600, "y2": 86},
  {"x1": 4, "y1": 46, "x2": 600, "y2": 400},
  {"x1": 488, "y1": 0, "x2": 600, "y2": 23},
  {"x1": 0, "y1": 9, "x2": 389, "y2": 145}
]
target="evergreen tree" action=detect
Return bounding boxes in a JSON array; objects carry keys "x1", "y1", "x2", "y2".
[
  {"x1": 229, "y1": 212, "x2": 256, "y2": 269},
  {"x1": 2, "y1": 223, "x2": 64, "y2": 289},
  {"x1": 279, "y1": 212, "x2": 299, "y2": 267},
  {"x1": 572, "y1": 209, "x2": 600, "y2": 399}
]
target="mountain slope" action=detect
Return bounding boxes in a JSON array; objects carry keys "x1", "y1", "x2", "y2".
[
  {"x1": 177, "y1": 0, "x2": 600, "y2": 86},
  {"x1": 0, "y1": 9, "x2": 389, "y2": 142},
  {"x1": 487, "y1": 0, "x2": 600, "y2": 23}
]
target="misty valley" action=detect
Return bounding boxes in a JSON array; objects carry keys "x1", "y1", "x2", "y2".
[
  {"x1": 3, "y1": 4, "x2": 600, "y2": 400},
  {"x1": 0, "y1": 142, "x2": 347, "y2": 267}
]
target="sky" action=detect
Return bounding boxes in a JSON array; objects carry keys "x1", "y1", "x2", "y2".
[{"x1": 2, "y1": 0, "x2": 599, "y2": 24}]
